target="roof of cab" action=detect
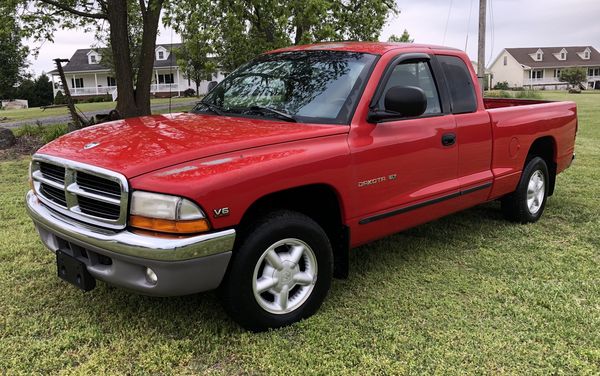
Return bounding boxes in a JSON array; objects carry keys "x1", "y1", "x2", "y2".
[{"x1": 268, "y1": 41, "x2": 461, "y2": 55}]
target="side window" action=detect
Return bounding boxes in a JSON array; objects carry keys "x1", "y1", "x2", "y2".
[
  {"x1": 437, "y1": 55, "x2": 477, "y2": 114},
  {"x1": 379, "y1": 61, "x2": 441, "y2": 116}
]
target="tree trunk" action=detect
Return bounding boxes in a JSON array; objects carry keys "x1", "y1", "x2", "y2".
[
  {"x1": 106, "y1": 0, "x2": 138, "y2": 118},
  {"x1": 135, "y1": 0, "x2": 164, "y2": 116}
]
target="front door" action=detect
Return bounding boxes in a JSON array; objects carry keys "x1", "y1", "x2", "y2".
[{"x1": 349, "y1": 55, "x2": 459, "y2": 243}]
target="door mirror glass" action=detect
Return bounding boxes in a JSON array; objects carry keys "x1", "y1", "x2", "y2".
[{"x1": 384, "y1": 85, "x2": 427, "y2": 117}]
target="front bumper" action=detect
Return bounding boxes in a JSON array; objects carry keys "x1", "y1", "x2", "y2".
[{"x1": 26, "y1": 190, "x2": 235, "y2": 296}]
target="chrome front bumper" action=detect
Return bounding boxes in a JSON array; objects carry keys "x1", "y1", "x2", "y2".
[{"x1": 26, "y1": 190, "x2": 235, "y2": 296}]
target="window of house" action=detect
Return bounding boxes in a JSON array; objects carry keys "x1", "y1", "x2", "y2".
[
  {"x1": 437, "y1": 55, "x2": 477, "y2": 114},
  {"x1": 584, "y1": 51, "x2": 590, "y2": 59},
  {"x1": 90, "y1": 55, "x2": 96, "y2": 63},
  {"x1": 71, "y1": 78, "x2": 84, "y2": 88},
  {"x1": 503, "y1": 56, "x2": 507, "y2": 65},
  {"x1": 536, "y1": 53, "x2": 542, "y2": 60},
  {"x1": 158, "y1": 51, "x2": 164, "y2": 60},
  {"x1": 158, "y1": 73, "x2": 174, "y2": 84},
  {"x1": 554, "y1": 69, "x2": 561, "y2": 78},
  {"x1": 595, "y1": 68, "x2": 600, "y2": 76},
  {"x1": 107, "y1": 76, "x2": 116, "y2": 86},
  {"x1": 530, "y1": 70, "x2": 543, "y2": 80},
  {"x1": 560, "y1": 52, "x2": 566, "y2": 60}
]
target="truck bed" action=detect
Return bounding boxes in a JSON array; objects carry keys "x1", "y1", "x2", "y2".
[{"x1": 483, "y1": 97, "x2": 551, "y2": 109}]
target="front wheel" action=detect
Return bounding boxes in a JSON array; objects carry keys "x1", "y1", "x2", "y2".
[
  {"x1": 501, "y1": 156, "x2": 550, "y2": 223},
  {"x1": 220, "y1": 211, "x2": 333, "y2": 332}
]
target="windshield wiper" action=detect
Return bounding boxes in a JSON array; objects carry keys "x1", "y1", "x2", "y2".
[
  {"x1": 247, "y1": 106, "x2": 297, "y2": 122},
  {"x1": 195, "y1": 101, "x2": 225, "y2": 116}
]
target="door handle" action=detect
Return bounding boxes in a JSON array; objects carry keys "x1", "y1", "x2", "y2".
[{"x1": 442, "y1": 132, "x2": 456, "y2": 146}]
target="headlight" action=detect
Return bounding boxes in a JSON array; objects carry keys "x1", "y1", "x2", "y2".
[{"x1": 129, "y1": 191, "x2": 210, "y2": 234}]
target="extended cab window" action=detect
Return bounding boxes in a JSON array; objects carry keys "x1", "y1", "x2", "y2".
[
  {"x1": 437, "y1": 55, "x2": 477, "y2": 114},
  {"x1": 378, "y1": 61, "x2": 441, "y2": 116}
]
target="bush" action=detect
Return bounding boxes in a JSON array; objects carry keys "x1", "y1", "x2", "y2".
[
  {"x1": 484, "y1": 90, "x2": 512, "y2": 98},
  {"x1": 493, "y1": 81, "x2": 510, "y2": 90},
  {"x1": 183, "y1": 88, "x2": 196, "y2": 97},
  {"x1": 515, "y1": 90, "x2": 542, "y2": 99},
  {"x1": 54, "y1": 90, "x2": 66, "y2": 105}
]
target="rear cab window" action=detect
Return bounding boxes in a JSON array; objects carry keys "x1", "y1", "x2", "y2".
[{"x1": 436, "y1": 55, "x2": 478, "y2": 114}]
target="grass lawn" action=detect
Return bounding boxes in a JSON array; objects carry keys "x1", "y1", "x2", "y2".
[
  {"x1": 0, "y1": 97, "x2": 198, "y2": 123},
  {"x1": 0, "y1": 92, "x2": 598, "y2": 374}
]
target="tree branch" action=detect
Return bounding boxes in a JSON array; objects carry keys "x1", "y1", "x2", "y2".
[{"x1": 39, "y1": 0, "x2": 107, "y2": 19}]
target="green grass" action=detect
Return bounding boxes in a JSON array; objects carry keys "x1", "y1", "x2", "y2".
[
  {"x1": 0, "y1": 92, "x2": 599, "y2": 374},
  {"x1": 0, "y1": 97, "x2": 198, "y2": 123}
]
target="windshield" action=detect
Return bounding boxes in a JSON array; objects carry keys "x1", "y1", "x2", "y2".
[{"x1": 194, "y1": 50, "x2": 377, "y2": 124}]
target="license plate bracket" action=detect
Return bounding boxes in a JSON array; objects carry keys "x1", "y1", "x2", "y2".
[{"x1": 56, "y1": 250, "x2": 96, "y2": 292}]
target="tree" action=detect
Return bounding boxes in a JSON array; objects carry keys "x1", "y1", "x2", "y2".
[
  {"x1": 175, "y1": 42, "x2": 216, "y2": 98},
  {"x1": 559, "y1": 68, "x2": 588, "y2": 90},
  {"x1": 388, "y1": 30, "x2": 413, "y2": 43},
  {"x1": 0, "y1": 11, "x2": 29, "y2": 99},
  {"x1": 12, "y1": 0, "x2": 167, "y2": 118},
  {"x1": 15, "y1": 74, "x2": 54, "y2": 107},
  {"x1": 165, "y1": 0, "x2": 399, "y2": 73}
]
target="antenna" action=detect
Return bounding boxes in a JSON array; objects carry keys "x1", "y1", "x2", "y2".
[{"x1": 168, "y1": 26, "x2": 173, "y2": 115}]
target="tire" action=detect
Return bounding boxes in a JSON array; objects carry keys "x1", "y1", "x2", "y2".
[
  {"x1": 501, "y1": 156, "x2": 550, "y2": 223},
  {"x1": 220, "y1": 210, "x2": 333, "y2": 332}
]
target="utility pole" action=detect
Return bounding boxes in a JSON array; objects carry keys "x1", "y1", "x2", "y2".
[{"x1": 477, "y1": 0, "x2": 487, "y2": 93}]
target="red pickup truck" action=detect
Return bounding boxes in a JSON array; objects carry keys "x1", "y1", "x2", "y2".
[{"x1": 26, "y1": 42, "x2": 577, "y2": 331}]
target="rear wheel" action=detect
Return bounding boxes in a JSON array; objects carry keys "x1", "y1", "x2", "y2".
[
  {"x1": 501, "y1": 156, "x2": 549, "y2": 223},
  {"x1": 220, "y1": 211, "x2": 333, "y2": 331}
]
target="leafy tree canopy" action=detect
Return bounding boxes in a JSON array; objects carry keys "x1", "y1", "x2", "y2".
[
  {"x1": 165, "y1": 0, "x2": 399, "y2": 72},
  {"x1": 388, "y1": 29, "x2": 413, "y2": 43},
  {"x1": 10, "y1": 0, "x2": 167, "y2": 118},
  {"x1": 14, "y1": 74, "x2": 54, "y2": 107},
  {"x1": 0, "y1": 7, "x2": 29, "y2": 99},
  {"x1": 559, "y1": 67, "x2": 588, "y2": 89}
]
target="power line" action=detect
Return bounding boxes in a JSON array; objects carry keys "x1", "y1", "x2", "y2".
[
  {"x1": 488, "y1": 0, "x2": 495, "y2": 65},
  {"x1": 465, "y1": 0, "x2": 474, "y2": 51},
  {"x1": 442, "y1": 0, "x2": 454, "y2": 45}
]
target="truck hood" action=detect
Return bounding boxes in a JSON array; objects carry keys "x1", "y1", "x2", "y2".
[{"x1": 37, "y1": 113, "x2": 348, "y2": 177}]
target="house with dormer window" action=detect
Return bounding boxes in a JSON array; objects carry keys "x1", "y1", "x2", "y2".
[
  {"x1": 48, "y1": 44, "x2": 224, "y2": 100},
  {"x1": 488, "y1": 46, "x2": 600, "y2": 90}
]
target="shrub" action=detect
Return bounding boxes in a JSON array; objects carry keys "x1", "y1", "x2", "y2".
[
  {"x1": 515, "y1": 90, "x2": 542, "y2": 99},
  {"x1": 54, "y1": 90, "x2": 66, "y2": 105},
  {"x1": 183, "y1": 88, "x2": 196, "y2": 97},
  {"x1": 493, "y1": 81, "x2": 510, "y2": 90},
  {"x1": 484, "y1": 90, "x2": 512, "y2": 98},
  {"x1": 41, "y1": 124, "x2": 68, "y2": 144}
]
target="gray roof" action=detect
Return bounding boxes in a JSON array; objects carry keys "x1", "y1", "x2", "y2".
[
  {"x1": 49, "y1": 43, "x2": 182, "y2": 74},
  {"x1": 505, "y1": 46, "x2": 600, "y2": 68}
]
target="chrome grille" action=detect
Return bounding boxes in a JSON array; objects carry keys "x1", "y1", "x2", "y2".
[{"x1": 31, "y1": 155, "x2": 129, "y2": 229}]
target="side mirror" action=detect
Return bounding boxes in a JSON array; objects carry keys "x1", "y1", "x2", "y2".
[{"x1": 367, "y1": 86, "x2": 427, "y2": 123}]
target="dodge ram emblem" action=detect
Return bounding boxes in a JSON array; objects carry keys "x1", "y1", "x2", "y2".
[{"x1": 83, "y1": 142, "x2": 100, "y2": 150}]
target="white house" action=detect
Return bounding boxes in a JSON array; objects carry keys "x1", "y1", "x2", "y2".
[
  {"x1": 48, "y1": 44, "x2": 225, "y2": 100},
  {"x1": 488, "y1": 46, "x2": 600, "y2": 90}
]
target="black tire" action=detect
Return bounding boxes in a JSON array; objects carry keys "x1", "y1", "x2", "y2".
[
  {"x1": 220, "y1": 210, "x2": 333, "y2": 332},
  {"x1": 501, "y1": 156, "x2": 550, "y2": 223}
]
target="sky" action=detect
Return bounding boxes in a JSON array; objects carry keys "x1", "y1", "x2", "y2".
[{"x1": 27, "y1": 0, "x2": 600, "y2": 75}]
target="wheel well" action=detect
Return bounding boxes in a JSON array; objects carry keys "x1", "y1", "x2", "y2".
[
  {"x1": 526, "y1": 136, "x2": 557, "y2": 196},
  {"x1": 236, "y1": 184, "x2": 349, "y2": 278}
]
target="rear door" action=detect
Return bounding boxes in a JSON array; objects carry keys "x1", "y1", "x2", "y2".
[{"x1": 436, "y1": 54, "x2": 493, "y2": 194}]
